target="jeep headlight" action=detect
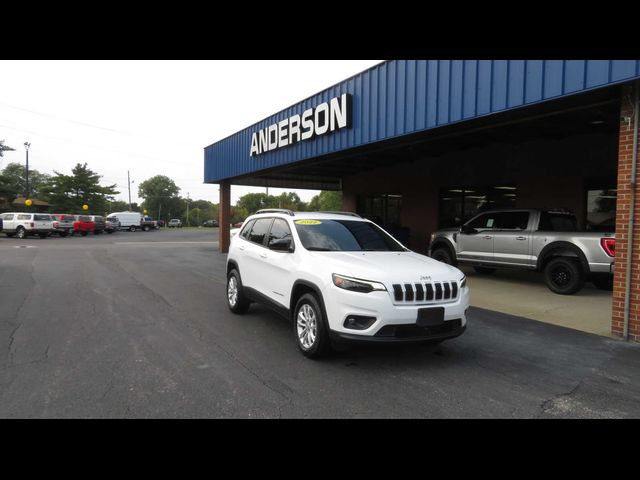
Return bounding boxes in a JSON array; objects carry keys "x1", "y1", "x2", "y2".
[
  {"x1": 332, "y1": 274, "x2": 387, "y2": 293},
  {"x1": 460, "y1": 275, "x2": 467, "y2": 289}
]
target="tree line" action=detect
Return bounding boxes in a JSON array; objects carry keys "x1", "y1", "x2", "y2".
[{"x1": 0, "y1": 141, "x2": 342, "y2": 225}]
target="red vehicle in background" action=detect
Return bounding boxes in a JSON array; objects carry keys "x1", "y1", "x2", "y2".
[{"x1": 72, "y1": 215, "x2": 95, "y2": 236}]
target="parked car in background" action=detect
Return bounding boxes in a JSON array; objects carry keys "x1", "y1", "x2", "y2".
[
  {"x1": 89, "y1": 215, "x2": 106, "y2": 234},
  {"x1": 168, "y1": 219, "x2": 182, "y2": 228},
  {"x1": 72, "y1": 215, "x2": 95, "y2": 236},
  {"x1": 202, "y1": 219, "x2": 219, "y2": 227},
  {"x1": 141, "y1": 216, "x2": 159, "y2": 231},
  {"x1": 429, "y1": 208, "x2": 615, "y2": 294},
  {"x1": 1, "y1": 212, "x2": 55, "y2": 239},
  {"x1": 232, "y1": 221, "x2": 243, "y2": 228},
  {"x1": 105, "y1": 216, "x2": 121, "y2": 234},
  {"x1": 109, "y1": 211, "x2": 143, "y2": 232},
  {"x1": 51, "y1": 214, "x2": 75, "y2": 237}
]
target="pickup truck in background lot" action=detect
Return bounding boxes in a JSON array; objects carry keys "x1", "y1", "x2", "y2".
[{"x1": 429, "y1": 209, "x2": 615, "y2": 295}]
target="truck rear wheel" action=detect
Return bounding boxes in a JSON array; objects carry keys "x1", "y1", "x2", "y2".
[
  {"x1": 544, "y1": 257, "x2": 584, "y2": 295},
  {"x1": 129, "y1": 226, "x2": 136, "y2": 232}
]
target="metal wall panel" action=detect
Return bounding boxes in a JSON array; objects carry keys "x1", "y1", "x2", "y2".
[{"x1": 204, "y1": 60, "x2": 640, "y2": 183}]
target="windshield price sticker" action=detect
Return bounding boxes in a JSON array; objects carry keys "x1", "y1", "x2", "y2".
[{"x1": 295, "y1": 220, "x2": 322, "y2": 225}]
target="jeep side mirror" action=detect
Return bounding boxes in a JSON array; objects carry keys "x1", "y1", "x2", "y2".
[{"x1": 269, "y1": 237, "x2": 293, "y2": 252}]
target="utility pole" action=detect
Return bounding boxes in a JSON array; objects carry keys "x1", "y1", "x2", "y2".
[
  {"x1": 127, "y1": 170, "x2": 132, "y2": 211},
  {"x1": 24, "y1": 142, "x2": 31, "y2": 198},
  {"x1": 186, "y1": 192, "x2": 190, "y2": 227}
]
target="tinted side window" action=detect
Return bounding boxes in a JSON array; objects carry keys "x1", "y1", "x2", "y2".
[
  {"x1": 468, "y1": 213, "x2": 499, "y2": 230},
  {"x1": 17, "y1": 214, "x2": 31, "y2": 220},
  {"x1": 248, "y1": 218, "x2": 272, "y2": 245},
  {"x1": 34, "y1": 214, "x2": 50, "y2": 221},
  {"x1": 240, "y1": 219, "x2": 256, "y2": 239},
  {"x1": 2, "y1": 214, "x2": 14, "y2": 220},
  {"x1": 268, "y1": 219, "x2": 292, "y2": 244},
  {"x1": 499, "y1": 212, "x2": 529, "y2": 230},
  {"x1": 538, "y1": 212, "x2": 578, "y2": 232}
]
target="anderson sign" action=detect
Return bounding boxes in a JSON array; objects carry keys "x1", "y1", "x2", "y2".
[{"x1": 250, "y1": 93, "x2": 352, "y2": 156}]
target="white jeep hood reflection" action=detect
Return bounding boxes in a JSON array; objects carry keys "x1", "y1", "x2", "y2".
[{"x1": 309, "y1": 250, "x2": 462, "y2": 284}]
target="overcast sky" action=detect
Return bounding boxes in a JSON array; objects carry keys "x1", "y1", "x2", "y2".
[{"x1": 0, "y1": 60, "x2": 381, "y2": 205}]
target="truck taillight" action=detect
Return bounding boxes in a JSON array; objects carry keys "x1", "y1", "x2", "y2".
[{"x1": 601, "y1": 238, "x2": 615, "y2": 257}]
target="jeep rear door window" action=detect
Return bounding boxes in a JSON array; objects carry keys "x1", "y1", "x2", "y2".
[
  {"x1": 34, "y1": 214, "x2": 50, "y2": 221},
  {"x1": 295, "y1": 220, "x2": 405, "y2": 252},
  {"x1": 17, "y1": 214, "x2": 31, "y2": 220},
  {"x1": 247, "y1": 218, "x2": 272, "y2": 245}
]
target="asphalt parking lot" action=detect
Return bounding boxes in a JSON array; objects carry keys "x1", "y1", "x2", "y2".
[{"x1": 1, "y1": 229, "x2": 639, "y2": 418}]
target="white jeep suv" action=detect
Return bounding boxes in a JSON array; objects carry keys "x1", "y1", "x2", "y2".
[{"x1": 226, "y1": 210, "x2": 469, "y2": 358}]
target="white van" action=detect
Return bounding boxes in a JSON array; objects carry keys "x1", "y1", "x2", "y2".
[{"x1": 109, "y1": 211, "x2": 143, "y2": 232}]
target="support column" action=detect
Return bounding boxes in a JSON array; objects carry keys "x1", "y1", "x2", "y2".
[
  {"x1": 219, "y1": 181, "x2": 231, "y2": 254},
  {"x1": 612, "y1": 84, "x2": 640, "y2": 341}
]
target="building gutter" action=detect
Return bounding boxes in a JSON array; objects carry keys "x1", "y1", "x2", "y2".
[{"x1": 624, "y1": 82, "x2": 639, "y2": 340}]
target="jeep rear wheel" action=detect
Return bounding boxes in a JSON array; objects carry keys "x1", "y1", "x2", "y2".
[
  {"x1": 227, "y1": 269, "x2": 250, "y2": 314},
  {"x1": 544, "y1": 257, "x2": 584, "y2": 295},
  {"x1": 294, "y1": 293, "x2": 330, "y2": 359}
]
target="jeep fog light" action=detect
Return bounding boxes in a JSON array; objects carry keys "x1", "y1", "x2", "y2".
[
  {"x1": 332, "y1": 274, "x2": 386, "y2": 293},
  {"x1": 344, "y1": 315, "x2": 377, "y2": 330}
]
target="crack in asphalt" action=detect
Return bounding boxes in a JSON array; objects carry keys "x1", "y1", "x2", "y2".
[
  {"x1": 6, "y1": 254, "x2": 37, "y2": 369},
  {"x1": 537, "y1": 380, "x2": 583, "y2": 417}
]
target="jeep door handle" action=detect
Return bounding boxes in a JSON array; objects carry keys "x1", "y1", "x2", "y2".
[
  {"x1": 239, "y1": 246, "x2": 245, "y2": 250},
  {"x1": 483, "y1": 235, "x2": 492, "y2": 240},
  {"x1": 259, "y1": 253, "x2": 268, "y2": 258},
  {"x1": 516, "y1": 236, "x2": 527, "y2": 241}
]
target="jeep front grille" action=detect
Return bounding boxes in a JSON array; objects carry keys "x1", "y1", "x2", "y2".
[{"x1": 392, "y1": 281, "x2": 459, "y2": 304}]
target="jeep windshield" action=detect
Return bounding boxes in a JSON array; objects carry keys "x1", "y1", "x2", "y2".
[{"x1": 294, "y1": 219, "x2": 405, "y2": 252}]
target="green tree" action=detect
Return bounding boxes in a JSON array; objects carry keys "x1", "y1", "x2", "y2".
[
  {"x1": 308, "y1": 190, "x2": 342, "y2": 211},
  {"x1": 42, "y1": 163, "x2": 119, "y2": 214},
  {"x1": 0, "y1": 140, "x2": 15, "y2": 157},
  {"x1": 0, "y1": 162, "x2": 51, "y2": 201},
  {"x1": 138, "y1": 175, "x2": 181, "y2": 221}
]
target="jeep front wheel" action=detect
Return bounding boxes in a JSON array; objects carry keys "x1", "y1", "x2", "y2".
[
  {"x1": 294, "y1": 293, "x2": 330, "y2": 359},
  {"x1": 16, "y1": 227, "x2": 26, "y2": 239}
]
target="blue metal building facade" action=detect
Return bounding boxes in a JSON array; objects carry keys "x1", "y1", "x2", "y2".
[{"x1": 204, "y1": 60, "x2": 640, "y2": 184}]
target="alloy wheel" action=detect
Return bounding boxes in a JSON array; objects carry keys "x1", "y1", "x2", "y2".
[
  {"x1": 296, "y1": 303, "x2": 318, "y2": 349},
  {"x1": 227, "y1": 276, "x2": 238, "y2": 307}
]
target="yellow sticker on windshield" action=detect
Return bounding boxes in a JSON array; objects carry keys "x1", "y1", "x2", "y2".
[{"x1": 295, "y1": 220, "x2": 322, "y2": 225}]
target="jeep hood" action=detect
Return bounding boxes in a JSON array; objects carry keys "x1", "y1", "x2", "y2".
[{"x1": 310, "y1": 251, "x2": 463, "y2": 284}]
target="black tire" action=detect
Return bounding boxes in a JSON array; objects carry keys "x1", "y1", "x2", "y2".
[
  {"x1": 431, "y1": 247, "x2": 454, "y2": 265},
  {"x1": 143, "y1": 225, "x2": 150, "y2": 232},
  {"x1": 81, "y1": 231, "x2": 88, "y2": 237},
  {"x1": 474, "y1": 266, "x2": 497, "y2": 275},
  {"x1": 226, "y1": 269, "x2": 250, "y2": 314},
  {"x1": 60, "y1": 232, "x2": 68, "y2": 238},
  {"x1": 16, "y1": 227, "x2": 26, "y2": 239},
  {"x1": 39, "y1": 234, "x2": 47, "y2": 239},
  {"x1": 544, "y1": 257, "x2": 585, "y2": 295},
  {"x1": 592, "y1": 275, "x2": 614, "y2": 291},
  {"x1": 93, "y1": 230, "x2": 100, "y2": 235},
  {"x1": 129, "y1": 226, "x2": 136, "y2": 232},
  {"x1": 293, "y1": 293, "x2": 331, "y2": 359},
  {"x1": 107, "y1": 230, "x2": 113, "y2": 234}
]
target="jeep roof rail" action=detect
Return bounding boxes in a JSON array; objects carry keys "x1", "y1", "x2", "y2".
[
  {"x1": 255, "y1": 209, "x2": 295, "y2": 216},
  {"x1": 317, "y1": 211, "x2": 361, "y2": 217}
]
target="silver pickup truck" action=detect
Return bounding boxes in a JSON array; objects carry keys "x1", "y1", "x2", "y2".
[{"x1": 428, "y1": 209, "x2": 615, "y2": 295}]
